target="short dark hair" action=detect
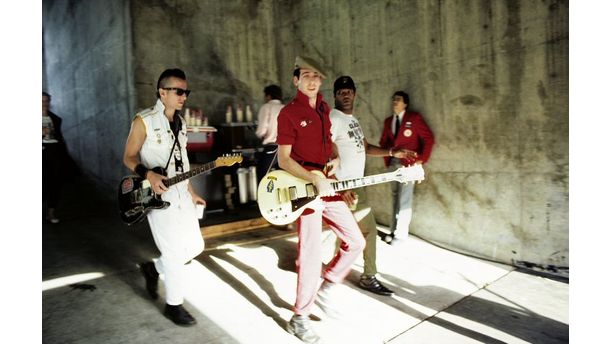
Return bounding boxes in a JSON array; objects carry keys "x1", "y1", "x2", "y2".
[
  {"x1": 393, "y1": 91, "x2": 410, "y2": 105},
  {"x1": 156, "y1": 68, "x2": 187, "y2": 98},
  {"x1": 264, "y1": 85, "x2": 282, "y2": 100},
  {"x1": 42, "y1": 91, "x2": 51, "y2": 99},
  {"x1": 293, "y1": 68, "x2": 300, "y2": 79}
]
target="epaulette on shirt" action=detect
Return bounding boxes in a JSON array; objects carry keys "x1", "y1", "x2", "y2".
[{"x1": 136, "y1": 106, "x2": 156, "y2": 119}]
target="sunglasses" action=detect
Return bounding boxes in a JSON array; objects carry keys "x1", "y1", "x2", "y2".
[{"x1": 162, "y1": 87, "x2": 191, "y2": 97}]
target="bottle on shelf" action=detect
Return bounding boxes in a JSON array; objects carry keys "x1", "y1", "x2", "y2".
[
  {"x1": 225, "y1": 105, "x2": 233, "y2": 123},
  {"x1": 245, "y1": 105, "x2": 253, "y2": 122},
  {"x1": 236, "y1": 104, "x2": 244, "y2": 122},
  {"x1": 184, "y1": 108, "x2": 191, "y2": 125},
  {"x1": 195, "y1": 109, "x2": 202, "y2": 126}
]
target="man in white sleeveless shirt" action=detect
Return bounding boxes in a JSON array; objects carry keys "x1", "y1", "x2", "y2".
[{"x1": 123, "y1": 68, "x2": 206, "y2": 326}]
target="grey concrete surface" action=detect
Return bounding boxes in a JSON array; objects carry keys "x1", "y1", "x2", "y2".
[
  {"x1": 42, "y1": 176, "x2": 568, "y2": 343},
  {"x1": 43, "y1": 0, "x2": 568, "y2": 269}
]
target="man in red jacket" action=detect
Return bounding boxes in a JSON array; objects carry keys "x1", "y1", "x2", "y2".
[{"x1": 379, "y1": 91, "x2": 435, "y2": 245}]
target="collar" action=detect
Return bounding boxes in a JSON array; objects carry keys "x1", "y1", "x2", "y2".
[
  {"x1": 331, "y1": 108, "x2": 353, "y2": 117},
  {"x1": 268, "y1": 99, "x2": 282, "y2": 105},
  {"x1": 295, "y1": 90, "x2": 324, "y2": 109},
  {"x1": 394, "y1": 110, "x2": 406, "y2": 122},
  {"x1": 154, "y1": 99, "x2": 166, "y2": 114}
]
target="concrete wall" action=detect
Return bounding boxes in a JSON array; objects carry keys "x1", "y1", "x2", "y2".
[
  {"x1": 43, "y1": 0, "x2": 135, "y2": 190},
  {"x1": 43, "y1": 0, "x2": 568, "y2": 268},
  {"x1": 275, "y1": 0, "x2": 568, "y2": 268},
  {"x1": 130, "y1": 0, "x2": 282, "y2": 124}
]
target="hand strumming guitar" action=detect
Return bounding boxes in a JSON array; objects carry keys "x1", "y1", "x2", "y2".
[
  {"x1": 312, "y1": 173, "x2": 336, "y2": 197},
  {"x1": 146, "y1": 170, "x2": 169, "y2": 194}
]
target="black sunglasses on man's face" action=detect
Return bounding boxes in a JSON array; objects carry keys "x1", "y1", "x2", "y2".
[{"x1": 162, "y1": 87, "x2": 191, "y2": 97}]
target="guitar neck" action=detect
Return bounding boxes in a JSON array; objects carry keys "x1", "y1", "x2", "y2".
[
  {"x1": 330, "y1": 171, "x2": 396, "y2": 192},
  {"x1": 166, "y1": 161, "x2": 216, "y2": 186}
]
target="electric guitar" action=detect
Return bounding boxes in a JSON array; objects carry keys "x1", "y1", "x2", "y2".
[
  {"x1": 257, "y1": 165, "x2": 425, "y2": 225},
  {"x1": 118, "y1": 154, "x2": 243, "y2": 225}
]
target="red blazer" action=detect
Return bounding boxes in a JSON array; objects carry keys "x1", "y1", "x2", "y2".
[{"x1": 379, "y1": 111, "x2": 435, "y2": 167}]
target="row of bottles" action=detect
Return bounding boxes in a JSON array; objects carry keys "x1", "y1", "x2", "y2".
[
  {"x1": 225, "y1": 104, "x2": 254, "y2": 123},
  {"x1": 184, "y1": 108, "x2": 208, "y2": 126}
]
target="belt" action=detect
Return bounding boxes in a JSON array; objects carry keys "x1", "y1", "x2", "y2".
[{"x1": 298, "y1": 161, "x2": 326, "y2": 170}]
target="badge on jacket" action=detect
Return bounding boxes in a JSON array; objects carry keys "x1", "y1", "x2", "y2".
[{"x1": 403, "y1": 121, "x2": 413, "y2": 137}]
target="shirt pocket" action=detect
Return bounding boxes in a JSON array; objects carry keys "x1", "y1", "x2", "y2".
[{"x1": 298, "y1": 118, "x2": 321, "y2": 141}]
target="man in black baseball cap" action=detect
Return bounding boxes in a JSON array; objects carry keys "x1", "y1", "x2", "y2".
[
  {"x1": 330, "y1": 75, "x2": 410, "y2": 297},
  {"x1": 333, "y1": 75, "x2": 356, "y2": 95}
]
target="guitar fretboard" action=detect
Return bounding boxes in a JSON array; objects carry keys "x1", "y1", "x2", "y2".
[
  {"x1": 167, "y1": 161, "x2": 216, "y2": 186},
  {"x1": 330, "y1": 172, "x2": 395, "y2": 192}
]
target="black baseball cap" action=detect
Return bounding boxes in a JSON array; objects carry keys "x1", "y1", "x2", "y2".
[{"x1": 333, "y1": 76, "x2": 356, "y2": 95}]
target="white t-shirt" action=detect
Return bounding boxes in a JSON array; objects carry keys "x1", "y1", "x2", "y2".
[{"x1": 330, "y1": 108, "x2": 366, "y2": 180}]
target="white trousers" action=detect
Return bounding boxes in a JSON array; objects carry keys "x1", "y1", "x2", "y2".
[
  {"x1": 389, "y1": 162, "x2": 415, "y2": 239},
  {"x1": 147, "y1": 186, "x2": 204, "y2": 305}
]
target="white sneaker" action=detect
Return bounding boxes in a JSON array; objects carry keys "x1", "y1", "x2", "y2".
[
  {"x1": 315, "y1": 280, "x2": 341, "y2": 319},
  {"x1": 286, "y1": 314, "x2": 323, "y2": 344}
]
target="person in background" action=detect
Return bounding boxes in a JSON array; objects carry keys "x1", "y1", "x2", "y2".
[
  {"x1": 255, "y1": 84, "x2": 284, "y2": 180},
  {"x1": 42, "y1": 92, "x2": 78, "y2": 224},
  {"x1": 123, "y1": 68, "x2": 206, "y2": 326},
  {"x1": 379, "y1": 91, "x2": 435, "y2": 245},
  {"x1": 330, "y1": 76, "x2": 411, "y2": 296},
  {"x1": 277, "y1": 56, "x2": 365, "y2": 344}
]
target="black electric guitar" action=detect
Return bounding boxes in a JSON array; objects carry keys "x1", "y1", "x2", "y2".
[
  {"x1": 118, "y1": 154, "x2": 243, "y2": 225},
  {"x1": 257, "y1": 165, "x2": 425, "y2": 225}
]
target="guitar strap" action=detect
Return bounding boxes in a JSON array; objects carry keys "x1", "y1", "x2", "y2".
[
  {"x1": 164, "y1": 112, "x2": 184, "y2": 173},
  {"x1": 163, "y1": 132, "x2": 179, "y2": 173},
  {"x1": 266, "y1": 148, "x2": 278, "y2": 175}
]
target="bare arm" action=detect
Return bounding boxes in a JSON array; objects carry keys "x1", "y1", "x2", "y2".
[
  {"x1": 277, "y1": 144, "x2": 335, "y2": 196},
  {"x1": 123, "y1": 117, "x2": 168, "y2": 194}
]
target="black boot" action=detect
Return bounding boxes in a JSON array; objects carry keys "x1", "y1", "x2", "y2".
[
  {"x1": 358, "y1": 275, "x2": 394, "y2": 296},
  {"x1": 139, "y1": 262, "x2": 159, "y2": 300},
  {"x1": 164, "y1": 304, "x2": 197, "y2": 326}
]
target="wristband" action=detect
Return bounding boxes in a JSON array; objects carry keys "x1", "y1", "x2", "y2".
[{"x1": 135, "y1": 163, "x2": 149, "y2": 179}]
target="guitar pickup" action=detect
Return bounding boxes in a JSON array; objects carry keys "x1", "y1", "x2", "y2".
[
  {"x1": 288, "y1": 186, "x2": 297, "y2": 200},
  {"x1": 305, "y1": 184, "x2": 315, "y2": 197}
]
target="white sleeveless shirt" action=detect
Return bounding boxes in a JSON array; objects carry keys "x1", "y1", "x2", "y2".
[{"x1": 137, "y1": 99, "x2": 190, "y2": 197}]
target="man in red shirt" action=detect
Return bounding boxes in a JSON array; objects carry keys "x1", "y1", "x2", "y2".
[
  {"x1": 277, "y1": 56, "x2": 366, "y2": 344},
  {"x1": 379, "y1": 91, "x2": 435, "y2": 245}
]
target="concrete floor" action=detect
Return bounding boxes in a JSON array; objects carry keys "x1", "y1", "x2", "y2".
[{"x1": 42, "y1": 177, "x2": 568, "y2": 344}]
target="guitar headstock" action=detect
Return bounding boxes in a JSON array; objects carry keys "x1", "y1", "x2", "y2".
[
  {"x1": 215, "y1": 153, "x2": 243, "y2": 167},
  {"x1": 392, "y1": 164, "x2": 425, "y2": 184}
]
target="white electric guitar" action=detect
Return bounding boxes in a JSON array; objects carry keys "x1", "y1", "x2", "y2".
[{"x1": 257, "y1": 165, "x2": 425, "y2": 225}]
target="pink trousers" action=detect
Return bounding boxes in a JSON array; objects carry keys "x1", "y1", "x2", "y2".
[{"x1": 294, "y1": 199, "x2": 366, "y2": 315}]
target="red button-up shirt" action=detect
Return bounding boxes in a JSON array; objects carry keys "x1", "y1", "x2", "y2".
[{"x1": 276, "y1": 90, "x2": 333, "y2": 169}]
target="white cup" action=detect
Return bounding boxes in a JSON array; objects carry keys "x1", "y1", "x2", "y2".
[{"x1": 196, "y1": 204, "x2": 205, "y2": 219}]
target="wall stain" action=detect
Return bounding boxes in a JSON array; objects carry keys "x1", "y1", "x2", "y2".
[{"x1": 451, "y1": 95, "x2": 484, "y2": 106}]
